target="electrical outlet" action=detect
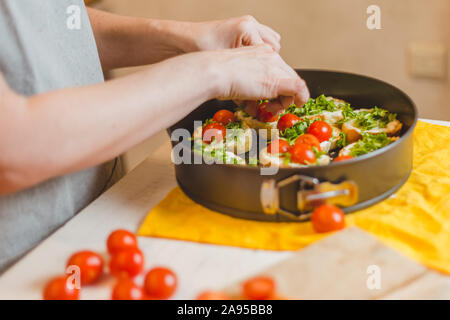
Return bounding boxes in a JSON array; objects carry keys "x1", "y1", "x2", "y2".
[{"x1": 408, "y1": 42, "x2": 447, "y2": 79}]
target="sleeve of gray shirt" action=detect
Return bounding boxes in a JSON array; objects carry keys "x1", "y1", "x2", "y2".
[{"x1": 0, "y1": 0, "x2": 124, "y2": 273}]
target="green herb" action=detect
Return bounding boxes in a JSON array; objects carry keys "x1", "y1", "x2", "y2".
[
  {"x1": 336, "y1": 132, "x2": 348, "y2": 148},
  {"x1": 235, "y1": 108, "x2": 249, "y2": 117},
  {"x1": 192, "y1": 141, "x2": 245, "y2": 165},
  {"x1": 353, "y1": 107, "x2": 397, "y2": 130},
  {"x1": 202, "y1": 117, "x2": 243, "y2": 130},
  {"x1": 312, "y1": 146, "x2": 326, "y2": 158},
  {"x1": 224, "y1": 120, "x2": 243, "y2": 130},
  {"x1": 284, "y1": 95, "x2": 343, "y2": 117},
  {"x1": 279, "y1": 118, "x2": 314, "y2": 143},
  {"x1": 202, "y1": 118, "x2": 215, "y2": 128},
  {"x1": 350, "y1": 133, "x2": 393, "y2": 157},
  {"x1": 336, "y1": 105, "x2": 357, "y2": 124},
  {"x1": 310, "y1": 146, "x2": 327, "y2": 165},
  {"x1": 192, "y1": 140, "x2": 223, "y2": 162}
]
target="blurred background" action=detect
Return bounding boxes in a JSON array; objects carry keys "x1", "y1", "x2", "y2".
[{"x1": 87, "y1": 0, "x2": 450, "y2": 171}]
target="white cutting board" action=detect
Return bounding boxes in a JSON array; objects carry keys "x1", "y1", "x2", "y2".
[{"x1": 224, "y1": 227, "x2": 450, "y2": 299}]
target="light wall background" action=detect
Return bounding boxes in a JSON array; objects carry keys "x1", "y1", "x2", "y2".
[{"x1": 97, "y1": 0, "x2": 450, "y2": 170}]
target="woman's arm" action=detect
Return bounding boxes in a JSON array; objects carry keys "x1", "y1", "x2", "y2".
[
  {"x1": 87, "y1": 8, "x2": 196, "y2": 70},
  {"x1": 87, "y1": 9, "x2": 281, "y2": 70},
  {"x1": 0, "y1": 45, "x2": 308, "y2": 194}
]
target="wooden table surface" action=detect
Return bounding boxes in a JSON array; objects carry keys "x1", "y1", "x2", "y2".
[{"x1": 0, "y1": 119, "x2": 449, "y2": 300}]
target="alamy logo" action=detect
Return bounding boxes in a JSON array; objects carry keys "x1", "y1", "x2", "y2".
[
  {"x1": 66, "y1": 5, "x2": 81, "y2": 30},
  {"x1": 366, "y1": 264, "x2": 381, "y2": 290},
  {"x1": 366, "y1": 5, "x2": 382, "y2": 30},
  {"x1": 66, "y1": 265, "x2": 81, "y2": 289}
]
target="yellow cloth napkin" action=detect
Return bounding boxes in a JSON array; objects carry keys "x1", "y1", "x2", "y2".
[{"x1": 138, "y1": 121, "x2": 450, "y2": 273}]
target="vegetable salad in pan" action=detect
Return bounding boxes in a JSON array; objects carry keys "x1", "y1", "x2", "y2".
[{"x1": 193, "y1": 95, "x2": 402, "y2": 166}]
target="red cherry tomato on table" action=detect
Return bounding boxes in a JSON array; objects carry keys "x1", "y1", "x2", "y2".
[
  {"x1": 67, "y1": 250, "x2": 104, "y2": 285},
  {"x1": 213, "y1": 109, "x2": 236, "y2": 125},
  {"x1": 111, "y1": 278, "x2": 145, "y2": 300},
  {"x1": 257, "y1": 103, "x2": 278, "y2": 123},
  {"x1": 144, "y1": 267, "x2": 178, "y2": 300},
  {"x1": 334, "y1": 155, "x2": 354, "y2": 162},
  {"x1": 277, "y1": 113, "x2": 300, "y2": 131},
  {"x1": 109, "y1": 248, "x2": 144, "y2": 278},
  {"x1": 288, "y1": 143, "x2": 316, "y2": 164},
  {"x1": 294, "y1": 134, "x2": 321, "y2": 151},
  {"x1": 267, "y1": 139, "x2": 290, "y2": 154},
  {"x1": 196, "y1": 291, "x2": 231, "y2": 300},
  {"x1": 107, "y1": 229, "x2": 138, "y2": 255},
  {"x1": 202, "y1": 123, "x2": 226, "y2": 144},
  {"x1": 43, "y1": 276, "x2": 80, "y2": 300},
  {"x1": 243, "y1": 276, "x2": 275, "y2": 300},
  {"x1": 307, "y1": 121, "x2": 332, "y2": 142},
  {"x1": 311, "y1": 204, "x2": 346, "y2": 233}
]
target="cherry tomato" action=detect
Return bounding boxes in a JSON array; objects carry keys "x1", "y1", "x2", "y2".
[
  {"x1": 267, "y1": 139, "x2": 290, "y2": 154},
  {"x1": 202, "y1": 123, "x2": 226, "y2": 144},
  {"x1": 311, "y1": 204, "x2": 346, "y2": 233},
  {"x1": 109, "y1": 248, "x2": 144, "y2": 278},
  {"x1": 213, "y1": 109, "x2": 236, "y2": 125},
  {"x1": 257, "y1": 103, "x2": 278, "y2": 123},
  {"x1": 43, "y1": 276, "x2": 80, "y2": 300},
  {"x1": 196, "y1": 291, "x2": 231, "y2": 300},
  {"x1": 288, "y1": 143, "x2": 316, "y2": 164},
  {"x1": 334, "y1": 155, "x2": 354, "y2": 162},
  {"x1": 144, "y1": 267, "x2": 178, "y2": 300},
  {"x1": 107, "y1": 229, "x2": 138, "y2": 255},
  {"x1": 294, "y1": 134, "x2": 321, "y2": 151},
  {"x1": 111, "y1": 278, "x2": 145, "y2": 300},
  {"x1": 277, "y1": 113, "x2": 300, "y2": 131},
  {"x1": 243, "y1": 276, "x2": 275, "y2": 300},
  {"x1": 307, "y1": 121, "x2": 332, "y2": 142},
  {"x1": 67, "y1": 250, "x2": 103, "y2": 285}
]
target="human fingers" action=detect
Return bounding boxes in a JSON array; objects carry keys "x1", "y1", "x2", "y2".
[
  {"x1": 257, "y1": 24, "x2": 281, "y2": 52},
  {"x1": 276, "y1": 78, "x2": 310, "y2": 107},
  {"x1": 279, "y1": 96, "x2": 295, "y2": 109}
]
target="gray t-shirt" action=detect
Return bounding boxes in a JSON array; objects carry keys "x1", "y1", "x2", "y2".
[{"x1": 0, "y1": 0, "x2": 123, "y2": 272}]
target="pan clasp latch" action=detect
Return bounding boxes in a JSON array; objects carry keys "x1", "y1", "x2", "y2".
[{"x1": 260, "y1": 175, "x2": 358, "y2": 221}]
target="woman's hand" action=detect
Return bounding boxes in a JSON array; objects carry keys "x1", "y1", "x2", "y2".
[
  {"x1": 189, "y1": 17, "x2": 306, "y2": 111},
  {"x1": 208, "y1": 45, "x2": 310, "y2": 109},
  {"x1": 189, "y1": 15, "x2": 281, "y2": 53}
]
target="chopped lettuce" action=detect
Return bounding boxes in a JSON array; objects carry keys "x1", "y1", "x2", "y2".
[
  {"x1": 202, "y1": 117, "x2": 243, "y2": 130},
  {"x1": 279, "y1": 118, "x2": 314, "y2": 143},
  {"x1": 335, "y1": 132, "x2": 348, "y2": 148},
  {"x1": 284, "y1": 94, "x2": 344, "y2": 117},
  {"x1": 311, "y1": 146, "x2": 328, "y2": 165},
  {"x1": 353, "y1": 107, "x2": 397, "y2": 130},
  {"x1": 192, "y1": 140, "x2": 245, "y2": 165},
  {"x1": 337, "y1": 107, "x2": 357, "y2": 124},
  {"x1": 350, "y1": 133, "x2": 393, "y2": 157},
  {"x1": 234, "y1": 105, "x2": 249, "y2": 117},
  {"x1": 224, "y1": 120, "x2": 243, "y2": 130}
]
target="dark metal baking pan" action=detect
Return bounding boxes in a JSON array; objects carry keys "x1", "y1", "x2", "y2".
[{"x1": 168, "y1": 69, "x2": 418, "y2": 222}]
